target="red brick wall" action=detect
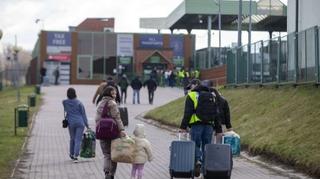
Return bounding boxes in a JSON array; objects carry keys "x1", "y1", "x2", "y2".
[
  {"x1": 200, "y1": 65, "x2": 226, "y2": 86},
  {"x1": 134, "y1": 49, "x2": 174, "y2": 75},
  {"x1": 26, "y1": 58, "x2": 38, "y2": 85},
  {"x1": 76, "y1": 18, "x2": 115, "y2": 32}
]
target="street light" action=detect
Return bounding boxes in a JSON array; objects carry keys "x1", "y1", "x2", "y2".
[
  {"x1": 13, "y1": 45, "x2": 20, "y2": 102},
  {"x1": 6, "y1": 36, "x2": 21, "y2": 102}
]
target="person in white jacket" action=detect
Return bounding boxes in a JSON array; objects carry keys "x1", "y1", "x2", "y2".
[{"x1": 131, "y1": 124, "x2": 153, "y2": 179}]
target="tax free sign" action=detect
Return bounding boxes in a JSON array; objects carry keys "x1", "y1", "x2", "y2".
[{"x1": 47, "y1": 31, "x2": 72, "y2": 54}]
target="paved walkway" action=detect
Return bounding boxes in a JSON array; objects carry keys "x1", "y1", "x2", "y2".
[{"x1": 12, "y1": 85, "x2": 310, "y2": 179}]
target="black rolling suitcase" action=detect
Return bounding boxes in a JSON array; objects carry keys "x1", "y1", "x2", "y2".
[
  {"x1": 169, "y1": 133, "x2": 195, "y2": 179},
  {"x1": 204, "y1": 144, "x2": 233, "y2": 179},
  {"x1": 118, "y1": 106, "x2": 128, "y2": 126}
]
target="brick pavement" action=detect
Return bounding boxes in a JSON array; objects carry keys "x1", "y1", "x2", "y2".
[{"x1": 12, "y1": 85, "x2": 310, "y2": 179}]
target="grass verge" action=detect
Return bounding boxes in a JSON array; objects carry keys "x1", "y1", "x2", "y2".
[
  {"x1": 0, "y1": 86, "x2": 41, "y2": 179},
  {"x1": 144, "y1": 85, "x2": 320, "y2": 177}
]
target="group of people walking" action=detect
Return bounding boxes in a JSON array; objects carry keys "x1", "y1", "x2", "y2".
[
  {"x1": 117, "y1": 75, "x2": 157, "y2": 105},
  {"x1": 62, "y1": 77, "x2": 154, "y2": 179},
  {"x1": 62, "y1": 75, "x2": 233, "y2": 178}
]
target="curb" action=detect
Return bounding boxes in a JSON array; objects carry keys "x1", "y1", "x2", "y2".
[{"x1": 136, "y1": 114, "x2": 313, "y2": 179}]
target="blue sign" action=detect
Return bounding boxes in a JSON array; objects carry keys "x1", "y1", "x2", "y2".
[
  {"x1": 139, "y1": 34, "x2": 163, "y2": 49},
  {"x1": 170, "y1": 35, "x2": 184, "y2": 57},
  {"x1": 47, "y1": 32, "x2": 71, "y2": 47}
]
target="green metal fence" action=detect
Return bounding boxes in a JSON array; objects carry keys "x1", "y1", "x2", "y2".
[{"x1": 227, "y1": 26, "x2": 320, "y2": 86}]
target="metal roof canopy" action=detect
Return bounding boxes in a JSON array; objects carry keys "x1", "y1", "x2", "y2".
[{"x1": 140, "y1": 0, "x2": 287, "y2": 33}]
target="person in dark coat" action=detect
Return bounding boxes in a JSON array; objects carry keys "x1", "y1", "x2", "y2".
[
  {"x1": 182, "y1": 76, "x2": 190, "y2": 96},
  {"x1": 118, "y1": 74, "x2": 129, "y2": 104},
  {"x1": 210, "y1": 88, "x2": 233, "y2": 132},
  {"x1": 130, "y1": 76, "x2": 143, "y2": 104},
  {"x1": 40, "y1": 67, "x2": 47, "y2": 84},
  {"x1": 54, "y1": 67, "x2": 60, "y2": 85},
  {"x1": 93, "y1": 77, "x2": 121, "y2": 105},
  {"x1": 143, "y1": 77, "x2": 157, "y2": 104}
]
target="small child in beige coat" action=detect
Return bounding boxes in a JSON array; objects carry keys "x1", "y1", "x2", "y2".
[{"x1": 131, "y1": 124, "x2": 154, "y2": 179}]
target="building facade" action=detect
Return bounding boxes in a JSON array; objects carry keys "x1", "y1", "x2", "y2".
[
  {"x1": 287, "y1": 0, "x2": 320, "y2": 33},
  {"x1": 31, "y1": 18, "x2": 195, "y2": 85}
]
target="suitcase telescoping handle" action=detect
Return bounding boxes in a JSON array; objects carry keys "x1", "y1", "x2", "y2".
[{"x1": 178, "y1": 132, "x2": 189, "y2": 141}]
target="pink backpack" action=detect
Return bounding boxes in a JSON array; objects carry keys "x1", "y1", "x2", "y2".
[{"x1": 96, "y1": 102, "x2": 119, "y2": 140}]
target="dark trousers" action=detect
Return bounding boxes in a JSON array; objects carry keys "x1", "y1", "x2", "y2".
[
  {"x1": 148, "y1": 90, "x2": 154, "y2": 104},
  {"x1": 55, "y1": 76, "x2": 59, "y2": 85}
]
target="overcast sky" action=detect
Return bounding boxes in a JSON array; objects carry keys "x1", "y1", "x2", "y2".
[{"x1": 0, "y1": 0, "x2": 287, "y2": 52}]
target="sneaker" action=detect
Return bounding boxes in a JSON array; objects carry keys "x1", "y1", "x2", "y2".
[
  {"x1": 194, "y1": 161, "x2": 201, "y2": 177},
  {"x1": 73, "y1": 157, "x2": 79, "y2": 163},
  {"x1": 69, "y1": 154, "x2": 75, "y2": 160}
]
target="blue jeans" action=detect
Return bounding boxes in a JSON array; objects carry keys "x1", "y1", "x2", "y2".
[
  {"x1": 190, "y1": 124, "x2": 213, "y2": 163},
  {"x1": 68, "y1": 123, "x2": 85, "y2": 157},
  {"x1": 133, "y1": 89, "x2": 140, "y2": 104}
]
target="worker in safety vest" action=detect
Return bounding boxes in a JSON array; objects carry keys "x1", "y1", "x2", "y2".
[{"x1": 179, "y1": 79, "x2": 223, "y2": 177}]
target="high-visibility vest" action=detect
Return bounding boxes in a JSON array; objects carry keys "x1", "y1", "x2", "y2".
[
  {"x1": 178, "y1": 70, "x2": 185, "y2": 78},
  {"x1": 185, "y1": 71, "x2": 190, "y2": 78},
  {"x1": 195, "y1": 70, "x2": 200, "y2": 78},
  {"x1": 188, "y1": 91, "x2": 201, "y2": 124}
]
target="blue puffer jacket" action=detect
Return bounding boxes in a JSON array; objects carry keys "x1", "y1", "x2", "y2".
[{"x1": 63, "y1": 99, "x2": 89, "y2": 128}]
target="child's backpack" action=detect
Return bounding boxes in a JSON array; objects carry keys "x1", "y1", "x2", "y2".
[{"x1": 195, "y1": 91, "x2": 219, "y2": 122}]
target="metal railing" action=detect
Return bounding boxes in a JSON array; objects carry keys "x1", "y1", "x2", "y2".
[{"x1": 227, "y1": 26, "x2": 320, "y2": 86}]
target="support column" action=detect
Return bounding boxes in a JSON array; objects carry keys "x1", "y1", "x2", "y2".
[
  {"x1": 294, "y1": 0, "x2": 299, "y2": 84},
  {"x1": 207, "y1": 15, "x2": 212, "y2": 69},
  {"x1": 218, "y1": 0, "x2": 222, "y2": 65},
  {"x1": 247, "y1": 0, "x2": 252, "y2": 84}
]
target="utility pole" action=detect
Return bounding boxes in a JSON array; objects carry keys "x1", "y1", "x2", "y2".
[
  {"x1": 236, "y1": 0, "x2": 243, "y2": 84},
  {"x1": 248, "y1": 0, "x2": 252, "y2": 83},
  {"x1": 295, "y1": 0, "x2": 299, "y2": 83},
  {"x1": 208, "y1": 15, "x2": 212, "y2": 68},
  {"x1": 218, "y1": 0, "x2": 222, "y2": 65}
]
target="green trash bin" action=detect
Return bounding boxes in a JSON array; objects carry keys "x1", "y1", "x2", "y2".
[
  {"x1": 35, "y1": 85, "x2": 41, "y2": 94},
  {"x1": 17, "y1": 105, "x2": 29, "y2": 127},
  {"x1": 28, "y1": 94, "x2": 36, "y2": 107}
]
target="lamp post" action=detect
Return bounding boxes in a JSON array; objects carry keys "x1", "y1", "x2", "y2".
[
  {"x1": 13, "y1": 44, "x2": 20, "y2": 102},
  {"x1": 6, "y1": 35, "x2": 20, "y2": 102}
]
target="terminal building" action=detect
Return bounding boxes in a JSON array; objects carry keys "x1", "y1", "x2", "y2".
[{"x1": 29, "y1": 18, "x2": 195, "y2": 85}]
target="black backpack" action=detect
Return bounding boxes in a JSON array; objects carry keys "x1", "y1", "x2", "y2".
[{"x1": 195, "y1": 91, "x2": 218, "y2": 122}]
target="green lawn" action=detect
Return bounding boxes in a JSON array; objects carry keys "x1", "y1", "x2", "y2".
[
  {"x1": 144, "y1": 85, "x2": 320, "y2": 177},
  {"x1": 0, "y1": 86, "x2": 41, "y2": 179}
]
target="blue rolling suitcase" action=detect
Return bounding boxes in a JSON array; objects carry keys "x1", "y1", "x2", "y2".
[
  {"x1": 169, "y1": 133, "x2": 195, "y2": 179},
  {"x1": 204, "y1": 144, "x2": 232, "y2": 179},
  {"x1": 223, "y1": 131, "x2": 241, "y2": 157}
]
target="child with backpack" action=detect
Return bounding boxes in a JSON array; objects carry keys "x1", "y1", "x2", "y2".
[{"x1": 131, "y1": 124, "x2": 154, "y2": 179}]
